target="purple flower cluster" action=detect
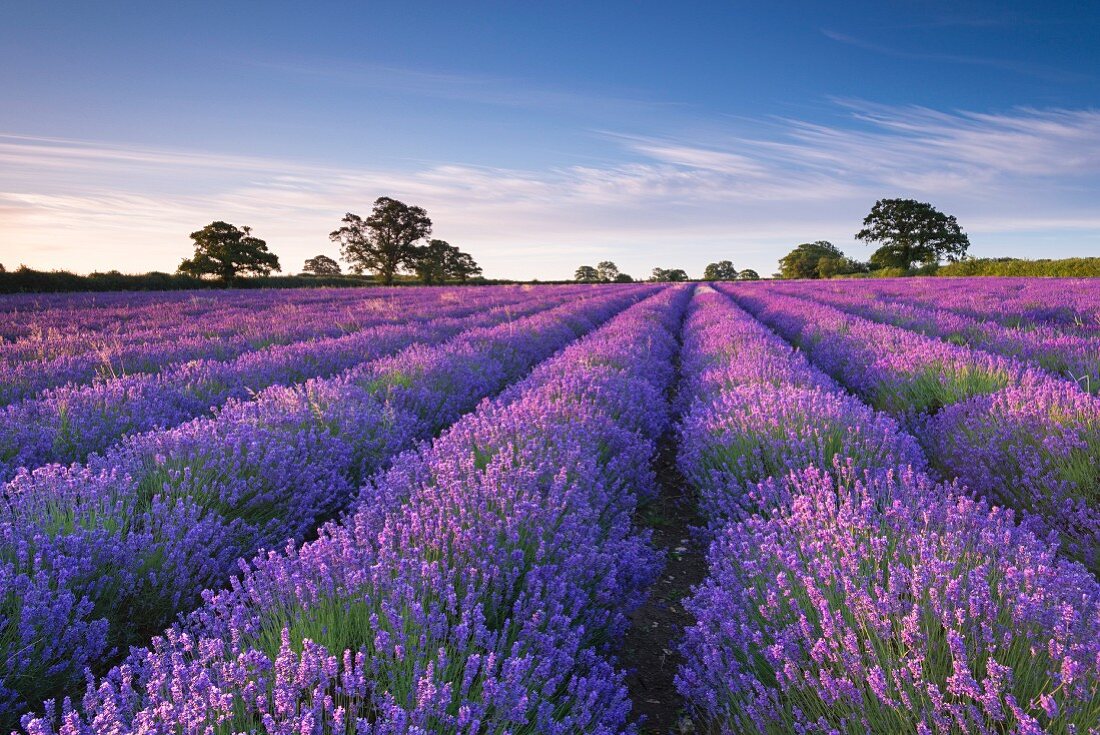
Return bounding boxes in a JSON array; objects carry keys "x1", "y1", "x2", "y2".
[
  {"x1": 0, "y1": 286, "x2": 588, "y2": 481},
  {"x1": 0, "y1": 287, "x2": 417, "y2": 404},
  {"x1": 724, "y1": 285, "x2": 1045, "y2": 420},
  {"x1": 0, "y1": 286, "x2": 419, "y2": 345},
  {"x1": 724, "y1": 283, "x2": 1100, "y2": 578},
  {"x1": 681, "y1": 468, "x2": 1100, "y2": 734},
  {"x1": 675, "y1": 285, "x2": 1100, "y2": 734},
  {"x1": 772, "y1": 279, "x2": 1100, "y2": 393},
  {"x1": 798, "y1": 276, "x2": 1100, "y2": 333},
  {"x1": 0, "y1": 285, "x2": 651, "y2": 722},
  {"x1": 926, "y1": 380, "x2": 1100, "y2": 574},
  {"x1": 19, "y1": 285, "x2": 690, "y2": 734},
  {"x1": 676, "y1": 287, "x2": 924, "y2": 525}
]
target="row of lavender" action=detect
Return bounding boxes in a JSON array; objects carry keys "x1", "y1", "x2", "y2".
[
  {"x1": 19, "y1": 285, "x2": 691, "y2": 733},
  {"x1": 0, "y1": 288, "x2": 384, "y2": 369},
  {"x1": 674, "y1": 287, "x2": 1100, "y2": 733},
  {"x1": 724, "y1": 284, "x2": 1100, "y2": 577},
  {"x1": 0, "y1": 286, "x2": 587, "y2": 481},
  {"x1": 814, "y1": 277, "x2": 1100, "y2": 332},
  {"x1": 0, "y1": 286, "x2": 395, "y2": 341},
  {"x1": 769, "y1": 280, "x2": 1100, "y2": 393},
  {"x1": 0, "y1": 286, "x2": 586, "y2": 406},
  {"x1": 0, "y1": 285, "x2": 653, "y2": 723}
]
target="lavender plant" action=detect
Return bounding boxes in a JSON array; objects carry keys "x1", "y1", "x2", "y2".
[
  {"x1": 0, "y1": 287, "x2": 649, "y2": 722},
  {"x1": 674, "y1": 285, "x2": 1100, "y2": 734},
  {"x1": 679, "y1": 468, "x2": 1100, "y2": 734},
  {"x1": 18, "y1": 286, "x2": 691, "y2": 734}
]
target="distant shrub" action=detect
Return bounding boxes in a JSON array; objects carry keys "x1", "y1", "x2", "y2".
[
  {"x1": 937, "y1": 257, "x2": 1100, "y2": 277},
  {"x1": 866, "y1": 266, "x2": 910, "y2": 278}
]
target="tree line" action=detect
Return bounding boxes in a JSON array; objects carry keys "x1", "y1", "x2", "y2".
[
  {"x1": 9, "y1": 195, "x2": 1096, "y2": 292},
  {"x1": 573, "y1": 198, "x2": 969, "y2": 283},
  {"x1": 572, "y1": 260, "x2": 760, "y2": 283},
  {"x1": 178, "y1": 197, "x2": 483, "y2": 286},
  {"x1": 776, "y1": 198, "x2": 971, "y2": 279}
]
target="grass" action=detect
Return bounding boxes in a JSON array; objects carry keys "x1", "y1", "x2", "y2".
[{"x1": 873, "y1": 362, "x2": 1011, "y2": 416}]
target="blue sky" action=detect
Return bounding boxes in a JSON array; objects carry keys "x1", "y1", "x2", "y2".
[{"x1": 2, "y1": 1, "x2": 1098, "y2": 279}]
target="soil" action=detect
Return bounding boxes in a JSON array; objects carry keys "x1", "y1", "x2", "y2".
[{"x1": 621, "y1": 434, "x2": 708, "y2": 734}]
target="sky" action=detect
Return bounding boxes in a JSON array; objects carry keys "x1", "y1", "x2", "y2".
[{"x1": 1, "y1": 1, "x2": 1099, "y2": 280}]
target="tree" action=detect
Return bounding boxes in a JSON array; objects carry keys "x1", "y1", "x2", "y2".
[
  {"x1": 816, "y1": 256, "x2": 867, "y2": 279},
  {"x1": 302, "y1": 254, "x2": 341, "y2": 276},
  {"x1": 446, "y1": 249, "x2": 482, "y2": 283},
  {"x1": 411, "y1": 239, "x2": 452, "y2": 285},
  {"x1": 177, "y1": 221, "x2": 280, "y2": 285},
  {"x1": 575, "y1": 265, "x2": 599, "y2": 283},
  {"x1": 596, "y1": 261, "x2": 620, "y2": 282},
  {"x1": 613, "y1": 273, "x2": 634, "y2": 283},
  {"x1": 777, "y1": 241, "x2": 847, "y2": 279},
  {"x1": 856, "y1": 198, "x2": 970, "y2": 269},
  {"x1": 329, "y1": 197, "x2": 432, "y2": 285},
  {"x1": 410, "y1": 239, "x2": 482, "y2": 284},
  {"x1": 651, "y1": 267, "x2": 689, "y2": 282},
  {"x1": 737, "y1": 269, "x2": 760, "y2": 281},
  {"x1": 702, "y1": 260, "x2": 738, "y2": 281}
]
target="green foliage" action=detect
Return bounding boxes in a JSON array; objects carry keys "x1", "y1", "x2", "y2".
[
  {"x1": 936, "y1": 257, "x2": 1100, "y2": 277},
  {"x1": 856, "y1": 198, "x2": 970, "y2": 269},
  {"x1": 329, "y1": 197, "x2": 433, "y2": 285},
  {"x1": 777, "y1": 241, "x2": 847, "y2": 279},
  {"x1": 450, "y1": 251, "x2": 483, "y2": 282},
  {"x1": 596, "y1": 261, "x2": 620, "y2": 282},
  {"x1": 702, "y1": 260, "x2": 738, "y2": 281},
  {"x1": 410, "y1": 239, "x2": 482, "y2": 284},
  {"x1": 817, "y1": 255, "x2": 867, "y2": 279},
  {"x1": 574, "y1": 265, "x2": 600, "y2": 282},
  {"x1": 576, "y1": 262, "x2": 628, "y2": 283},
  {"x1": 651, "y1": 267, "x2": 689, "y2": 282},
  {"x1": 178, "y1": 222, "x2": 281, "y2": 284},
  {"x1": 301, "y1": 254, "x2": 341, "y2": 276},
  {"x1": 737, "y1": 269, "x2": 761, "y2": 281},
  {"x1": 872, "y1": 362, "x2": 1011, "y2": 415}
]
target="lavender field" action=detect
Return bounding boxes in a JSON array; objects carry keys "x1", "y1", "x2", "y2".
[{"x1": 2, "y1": 280, "x2": 1098, "y2": 734}]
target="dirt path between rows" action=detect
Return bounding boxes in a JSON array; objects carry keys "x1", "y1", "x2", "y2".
[{"x1": 621, "y1": 433, "x2": 707, "y2": 733}]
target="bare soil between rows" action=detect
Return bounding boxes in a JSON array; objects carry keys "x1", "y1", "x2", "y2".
[{"x1": 621, "y1": 434, "x2": 707, "y2": 734}]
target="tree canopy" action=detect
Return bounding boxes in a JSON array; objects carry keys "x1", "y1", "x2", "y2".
[
  {"x1": 178, "y1": 221, "x2": 280, "y2": 284},
  {"x1": 702, "y1": 260, "x2": 738, "y2": 281},
  {"x1": 411, "y1": 240, "x2": 483, "y2": 284},
  {"x1": 574, "y1": 265, "x2": 600, "y2": 283},
  {"x1": 301, "y1": 254, "x2": 341, "y2": 276},
  {"x1": 329, "y1": 197, "x2": 432, "y2": 285},
  {"x1": 816, "y1": 255, "x2": 867, "y2": 279},
  {"x1": 443, "y1": 248, "x2": 482, "y2": 283},
  {"x1": 856, "y1": 198, "x2": 970, "y2": 269},
  {"x1": 575, "y1": 261, "x2": 629, "y2": 283},
  {"x1": 596, "y1": 261, "x2": 620, "y2": 282},
  {"x1": 777, "y1": 241, "x2": 846, "y2": 279},
  {"x1": 651, "y1": 267, "x2": 689, "y2": 282},
  {"x1": 737, "y1": 269, "x2": 760, "y2": 281}
]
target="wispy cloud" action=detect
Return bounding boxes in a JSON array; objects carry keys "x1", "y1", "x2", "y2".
[
  {"x1": 2, "y1": 101, "x2": 1099, "y2": 278},
  {"x1": 821, "y1": 29, "x2": 1087, "y2": 83}
]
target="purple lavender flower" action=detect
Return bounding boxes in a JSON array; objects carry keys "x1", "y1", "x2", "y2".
[
  {"x1": 18, "y1": 285, "x2": 690, "y2": 734},
  {"x1": 1, "y1": 285, "x2": 654, "y2": 722}
]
